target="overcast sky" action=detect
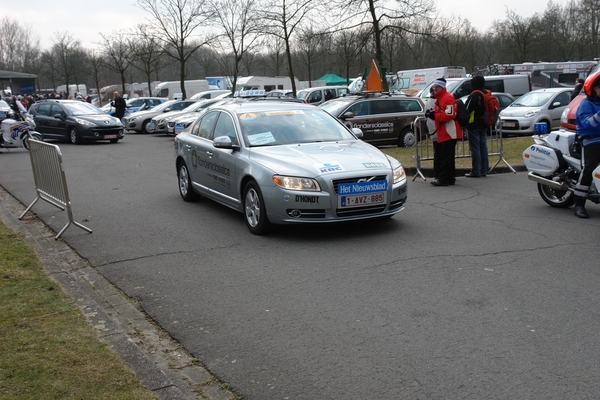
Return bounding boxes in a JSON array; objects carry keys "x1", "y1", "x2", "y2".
[{"x1": 1, "y1": 0, "x2": 562, "y2": 51}]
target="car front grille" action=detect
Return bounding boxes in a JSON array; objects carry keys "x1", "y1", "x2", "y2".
[{"x1": 90, "y1": 126, "x2": 122, "y2": 135}]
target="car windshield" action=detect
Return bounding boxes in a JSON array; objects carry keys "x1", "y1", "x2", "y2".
[
  {"x1": 238, "y1": 108, "x2": 356, "y2": 147},
  {"x1": 63, "y1": 102, "x2": 104, "y2": 116},
  {"x1": 296, "y1": 91, "x2": 309, "y2": 100},
  {"x1": 152, "y1": 100, "x2": 178, "y2": 112},
  {"x1": 319, "y1": 98, "x2": 356, "y2": 116},
  {"x1": 512, "y1": 92, "x2": 554, "y2": 107}
]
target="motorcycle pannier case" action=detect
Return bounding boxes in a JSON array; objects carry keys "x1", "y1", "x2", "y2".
[{"x1": 522, "y1": 145, "x2": 561, "y2": 176}]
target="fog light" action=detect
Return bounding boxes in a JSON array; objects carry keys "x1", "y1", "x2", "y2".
[
  {"x1": 288, "y1": 209, "x2": 302, "y2": 218},
  {"x1": 94, "y1": 132, "x2": 99, "y2": 137}
]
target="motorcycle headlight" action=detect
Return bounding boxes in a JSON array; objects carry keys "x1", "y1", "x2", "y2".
[{"x1": 273, "y1": 175, "x2": 320, "y2": 191}]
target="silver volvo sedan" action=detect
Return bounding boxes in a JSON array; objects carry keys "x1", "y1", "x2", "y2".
[{"x1": 174, "y1": 100, "x2": 408, "y2": 234}]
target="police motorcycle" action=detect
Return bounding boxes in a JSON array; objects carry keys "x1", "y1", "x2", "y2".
[
  {"x1": 0, "y1": 110, "x2": 44, "y2": 151},
  {"x1": 522, "y1": 125, "x2": 600, "y2": 208}
]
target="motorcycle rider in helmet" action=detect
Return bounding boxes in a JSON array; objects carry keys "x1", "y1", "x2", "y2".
[{"x1": 574, "y1": 71, "x2": 600, "y2": 218}]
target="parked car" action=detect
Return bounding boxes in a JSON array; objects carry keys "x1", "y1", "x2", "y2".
[
  {"x1": 149, "y1": 98, "x2": 226, "y2": 135},
  {"x1": 459, "y1": 92, "x2": 515, "y2": 112},
  {"x1": 125, "y1": 99, "x2": 198, "y2": 133},
  {"x1": 418, "y1": 75, "x2": 532, "y2": 101},
  {"x1": 190, "y1": 90, "x2": 231, "y2": 100},
  {"x1": 166, "y1": 99, "x2": 231, "y2": 136},
  {"x1": 101, "y1": 97, "x2": 167, "y2": 118},
  {"x1": 29, "y1": 100, "x2": 124, "y2": 144},
  {"x1": 319, "y1": 93, "x2": 425, "y2": 147},
  {"x1": 499, "y1": 87, "x2": 573, "y2": 136},
  {"x1": 174, "y1": 100, "x2": 408, "y2": 235},
  {"x1": 265, "y1": 90, "x2": 293, "y2": 98},
  {"x1": 296, "y1": 86, "x2": 349, "y2": 105}
]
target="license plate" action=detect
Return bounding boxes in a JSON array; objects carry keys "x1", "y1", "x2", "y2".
[
  {"x1": 175, "y1": 124, "x2": 184, "y2": 134},
  {"x1": 104, "y1": 134, "x2": 117, "y2": 139},
  {"x1": 339, "y1": 192, "x2": 386, "y2": 208},
  {"x1": 502, "y1": 121, "x2": 516, "y2": 128}
]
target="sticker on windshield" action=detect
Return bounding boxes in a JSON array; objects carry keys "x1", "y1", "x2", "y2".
[
  {"x1": 263, "y1": 110, "x2": 305, "y2": 116},
  {"x1": 248, "y1": 131, "x2": 276, "y2": 145},
  {"x1": 239, "y1": 113, "x2": 257, "y2": 120},
  {"x1": 315, "y1": 162, "x2": 344, "y2": 173}
]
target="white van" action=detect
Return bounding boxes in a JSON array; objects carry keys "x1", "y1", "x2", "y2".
[
  {"x1": 418, "y1": 75, "x2": 532, "y2": 100},
  {"x1": 152, "y1": 80, "x2": 210, "y2": 99},
  {"x1": 189, "y1": 90, "x2": 231, "y2": 100},
  {"x1": 396, "y1": 66, "x2": 467, "y2": 96},
  {"x1": 296, "y1": 86, "x2": 349, "y2": 105}
]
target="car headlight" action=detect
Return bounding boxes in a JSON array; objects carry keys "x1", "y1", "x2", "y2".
[
  {"x1": 134, "y1": 115, "x2": 143, "y2": 120},
  {"x1": 74, "y1": 118, "x2": 95, "y2": 126},
  {"x1": 393, "y1": 164, "x2": 406, "y2": 184},
  {"x1": 524, "y1": 109, "x2": 541, "y2": 118},
  {"x1": 273, "y1": 175, "x2": 320, "y2": 191}
]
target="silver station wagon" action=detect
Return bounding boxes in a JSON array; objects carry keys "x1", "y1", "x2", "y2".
[{"x1": 174, "y1": 100, "x2": 408, "y2": 234}]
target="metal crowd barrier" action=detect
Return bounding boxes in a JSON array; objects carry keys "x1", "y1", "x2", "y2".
[
  {"x1": 19, "y1": 140, "x2": 92, "y2": 239},
  {"x1": 411, "y1": 116, "x2": 516, "y2": 181}
]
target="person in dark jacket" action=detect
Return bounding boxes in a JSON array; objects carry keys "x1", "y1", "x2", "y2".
[
  {"x1": 573, "y1": 72, "x2": 600, "y2": 218},
  {"x1": 465, "y1": 75, "x2": 489, "y2": 177},
  {"x1": 111, "y1": 91, "x2": 127, "y2": 119},
  {"x1": 571, "y1": 78, "x2": 584, "y2": 101}
]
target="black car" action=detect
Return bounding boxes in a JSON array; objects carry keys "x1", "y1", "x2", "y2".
[
  {"x1": 29, "y1": 100, "x2": 124, "y2": 144},
  {"x1": 319, "y1": 92, "x2": 425, "y2": 147}
]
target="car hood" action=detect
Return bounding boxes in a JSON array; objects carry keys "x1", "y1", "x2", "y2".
[
  {"x1": 154, "y1": 109, "x2": 192, "y2": 122},
  {"x1": 500, "y1": 106, "x2": 543, "y2": 117},
  {"x1": 73, "y1": 114, "x2": 121, "y2": 125},
  {"x1": 248, "y1": 140, "x2": 393, "y2": 176}
]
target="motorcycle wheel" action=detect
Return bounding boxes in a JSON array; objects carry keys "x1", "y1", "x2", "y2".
[
  {"x1": 21, "y1": 132, "x2": 43, "y2": 150},
  {"x1": 537, "y1": 183, "x2": 575, "y2": 208}
]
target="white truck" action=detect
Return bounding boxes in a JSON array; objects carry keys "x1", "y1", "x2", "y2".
[
  {"x1": 152, "y1": 80, "x2": 210, "y2": 99},
  {"x1": 234, "y1": 76, "x2": 300, "y2": 94},
  {"x1": 395, "y1": 66, "x2": 467, "y2": 96},
  {"x1": 56, "y1": 84, "x2": 88, "y2": 98}
]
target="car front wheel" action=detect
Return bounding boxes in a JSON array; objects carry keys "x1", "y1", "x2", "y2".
[
  {"x1": 243, "y1": 181, "x2": 271, "y2": 235},
  {"x1": 69, "y1": 127, "x2": 81, "y2": 144},
  {"x1": 178, "y1": 162, "x2": 200, "y2": 202}
]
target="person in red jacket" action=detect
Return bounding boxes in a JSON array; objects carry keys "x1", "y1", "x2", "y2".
[{"x1": 425, "y1": 78, "x2": 463, "y2": 186}]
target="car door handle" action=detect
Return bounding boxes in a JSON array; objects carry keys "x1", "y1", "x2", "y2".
[{"x1": 206, "y1": 151, "x2": 213, "y2": 157}]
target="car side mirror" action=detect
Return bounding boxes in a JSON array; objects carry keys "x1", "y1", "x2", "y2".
[
  {"x1": 213, "y1": 135, "x2": 239, "y2": 150},
  {"x1": 53, "y1": 113, "x2": 64, "y2": 120},
  {"x1": 164, "y1": 107, "x2": 171, "y2": 112},
  {"x1": 552, "y1": 101, "x2": 561, "y2": 108},
  {"x1": 351, "y1": 127, "x2": 363, "y2": 138},
  {"x1": 341, "y1": 111, "x2": 355, "y2": 119}
]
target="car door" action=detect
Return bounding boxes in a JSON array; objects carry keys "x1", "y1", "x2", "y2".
[
  {"x1": 186, "y1": 111, "x2": 219, "y2": 194},
  {"x1": 48, "y1": 104, "x2": 68, "y2": 139},
  {"x1": 352, "y1": 99, "x2": 398, "y2": 145},
  {"x1": 548, "y1": 91, "x2": 572, "y2": 129},
  {"x1": 206, "y1": 112, "x2": 240, "y2": 207},
  {"x1": 31, "y1": 102, "x2": 53, "y2": 135}
]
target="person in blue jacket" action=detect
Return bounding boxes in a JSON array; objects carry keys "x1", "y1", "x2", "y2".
[{"x1": 574, "y1": 71, "x2": 600, "y2": 218}]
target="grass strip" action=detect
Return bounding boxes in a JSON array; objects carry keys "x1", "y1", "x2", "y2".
[{"x1": 0, "y1": 222, "x2": 156, "y2": 400}]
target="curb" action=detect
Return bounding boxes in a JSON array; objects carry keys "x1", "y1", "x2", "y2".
[{"x1": 0, "y1": 186, "x2": 236, "y2": 400}]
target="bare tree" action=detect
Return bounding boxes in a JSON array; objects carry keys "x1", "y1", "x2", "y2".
[
  {"x1": 259, "y1": 0, "x2": 316, "y2": 94},
  {"x1": 210, "y1": 0, "x2": 262, "y2": 95},
  {"x1": 129, "y1": 24, "x2": 166, "y2": 97},
  {"x1": 51, "y1": 31, "x2": 82, "y2": 97},
  {"x1": 0, "y1": 17, "x2": 40, "y2": 73},
  {"x1": 334, "y1": 0, "x2": 435, "y2": 71},
  {"x1": 136, "y1": 0, "x2": 215, "y2": 99},
  {"x1": 99, "y1": 32, "x2": 132, "y2": 94}
]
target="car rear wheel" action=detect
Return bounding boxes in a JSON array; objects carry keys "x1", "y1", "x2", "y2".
[
  {"x1": 243, "y1": 181, "x2": 271, "y2": 235},
  {"x1": 398, "y1": 127, "x2": 415, "y2": 147},
  {"x1": 69, "y1": 127, "x2": 81, "y2": 144},
  {"x1": 178, "y1": 162, "x2": 200, "y2": 202}
]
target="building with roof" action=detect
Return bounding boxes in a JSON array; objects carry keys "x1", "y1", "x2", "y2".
[{"x1": 0, "y1": 70, "x2": 38, "y2": 96}]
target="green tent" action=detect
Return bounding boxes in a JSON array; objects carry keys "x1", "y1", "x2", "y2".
[{"x1": 317, "y1": 74, "x2": 348, "y2": 86}]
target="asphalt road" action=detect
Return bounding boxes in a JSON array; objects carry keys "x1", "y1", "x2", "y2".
[{"x1": 1, "y1": 134, "x2": 600, "y2": 399}]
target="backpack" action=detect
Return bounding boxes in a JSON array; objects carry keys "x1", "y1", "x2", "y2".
[
  {"x1": 454, "y1": 98, "x2": 469, "y2": 128},
  {"x1": 472, "y1": 89, "x2": 500, "y2": 127}
]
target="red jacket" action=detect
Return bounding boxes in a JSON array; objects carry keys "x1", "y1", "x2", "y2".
[{"x1": 432, "y1": 88, "x2": 462, "y2": 143}]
